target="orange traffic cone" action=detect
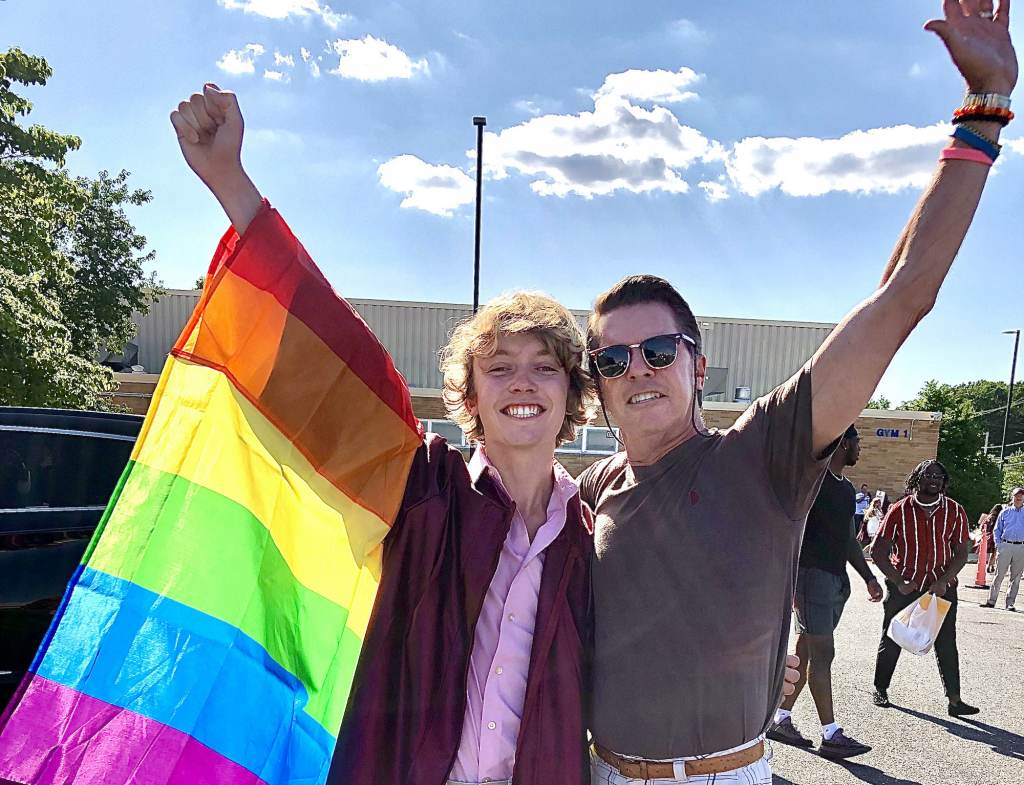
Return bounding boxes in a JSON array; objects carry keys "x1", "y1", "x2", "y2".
[{"x1": 973, "y1": 524, "x2": 991, "y2": 589}]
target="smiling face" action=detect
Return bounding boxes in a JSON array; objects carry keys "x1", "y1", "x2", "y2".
[
  {"x1": 592, "y1": 302, "x2": 707, "y2": 454},
  {"x1": 918, "y1": 463, "x2": 946, "y2": 497},
  {"x1": 466, "y1": 332, "x2": 570, "y2": 454}
]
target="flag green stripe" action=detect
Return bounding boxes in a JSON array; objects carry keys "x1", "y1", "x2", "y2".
[{"x1": 87, "y1": 460, "x2": 367, "y2": 733}]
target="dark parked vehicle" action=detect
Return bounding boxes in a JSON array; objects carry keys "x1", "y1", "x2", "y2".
[{"x1": 0, "y1": 407, "x2": 142, "y2": 708}]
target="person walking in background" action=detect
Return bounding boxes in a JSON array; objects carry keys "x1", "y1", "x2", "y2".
[
  {"x1": 983, "y1": 487, "x2": 1024, "y2": 611},
  {"x1": 980, "y1": 503, "x2": 1002, "y2": 575},
  {"x1": 855, "y1": 483, "x2": 872, "y2": 543},
  {"x1": 863, "y1": 496, "x2": 885, "y2": 552},
  {"x1": 768, "y1": 426, "x2": 882, "y2": 759},
  {"x1": 869, "y1": 460, "x2": 978, "y2": 717}
]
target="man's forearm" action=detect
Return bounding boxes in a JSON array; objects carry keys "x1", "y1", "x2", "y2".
[
  {"x1": 870, "y1": 539, "x2": 904, "y2": 585},
  {"x1": 875, "y1": 122, "x2": 1000, "y2": 317},
  {"x1": 847, "y1": 535, "x2": 874, "y2": 584}
]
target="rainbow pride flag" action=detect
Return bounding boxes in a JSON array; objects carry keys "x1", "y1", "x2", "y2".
[{"x1": 0, "y1": 205, "x2": 423, "y2": 785}]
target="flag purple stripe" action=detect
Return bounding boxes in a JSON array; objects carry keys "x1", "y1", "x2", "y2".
[{"x1": 0, "y1": 676, "x2": 266, "y2": 785}]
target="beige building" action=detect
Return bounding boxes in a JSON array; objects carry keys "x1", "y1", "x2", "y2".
[{"x1": 111, "y1": 291, "x2": 940, "y2": 500}]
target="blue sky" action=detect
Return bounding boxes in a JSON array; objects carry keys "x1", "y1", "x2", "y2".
[{"x1": 7, "y1": 0, "x2": 1024, "y2": 405}]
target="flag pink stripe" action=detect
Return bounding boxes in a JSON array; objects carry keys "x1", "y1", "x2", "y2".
[{"x1": 0, "y1": 677, "x2": 267, "y2": 785}]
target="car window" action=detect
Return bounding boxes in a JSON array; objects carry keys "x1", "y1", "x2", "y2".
[{"x1": 0, "y1": 429, "x2": 133, "y2": 510}]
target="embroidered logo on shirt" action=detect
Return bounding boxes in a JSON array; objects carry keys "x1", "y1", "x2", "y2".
[{"x1": 689, "y1": 489, "x2": 700, "y2": 506}]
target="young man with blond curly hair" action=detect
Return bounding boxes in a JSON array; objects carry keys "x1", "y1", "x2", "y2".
[{"x1": 169, "y1": 85, "x2": 597, "y2": 785}]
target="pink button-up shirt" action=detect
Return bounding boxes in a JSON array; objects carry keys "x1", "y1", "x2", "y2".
[{"x1": 448, "y1": 448, "x2": 578, "y2": 784}]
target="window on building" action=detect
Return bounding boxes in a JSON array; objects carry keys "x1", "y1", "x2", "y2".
[
  {"x1": 583, "y1": 426, "x2": 620, "y2": 454},
  {"x1": 555, "y1": 430, "x2": 584, "y2": 454},
  {"x1": 422, "y1": 419, "x2": 467, "y2": 446}
]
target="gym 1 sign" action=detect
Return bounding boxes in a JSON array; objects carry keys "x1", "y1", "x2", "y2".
[{"x1": 875, "y1": 425, "x2": 912, "y2": 440}]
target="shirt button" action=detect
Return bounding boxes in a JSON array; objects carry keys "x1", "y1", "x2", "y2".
[
  {"x1": 487, "y1": 721, "x2": 496, "y2": 730},
  {"x1": 508, "y1": 613, "x2": 516, "y2": 623},
  {"x1": 495, "y1": 666, "x2": 503, "y2": 675}
]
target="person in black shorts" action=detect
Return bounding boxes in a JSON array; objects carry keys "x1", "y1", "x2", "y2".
[{"x1": 768, "y1": 425, "x2": 883, "y2": 759}]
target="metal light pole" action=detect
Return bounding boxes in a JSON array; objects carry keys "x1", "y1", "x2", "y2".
[
  {"x1": 998, "y1": 329, "x2": 1020, "y2": 482},
  {"x1": 472, "y1": 116, "x2": 487, "y2": 314}
]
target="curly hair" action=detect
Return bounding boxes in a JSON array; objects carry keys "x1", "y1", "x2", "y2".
[
  {"x1": 904, "y1": 459, "x2": 950, "y2": 496},
  {"x1": 439, "y1": 291, "x2": 597, "y2": 445}
]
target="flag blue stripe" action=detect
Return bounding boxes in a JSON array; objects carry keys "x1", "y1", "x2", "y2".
[{"x1": 34, "y1": 567, "x2": 335, "y2": 785}]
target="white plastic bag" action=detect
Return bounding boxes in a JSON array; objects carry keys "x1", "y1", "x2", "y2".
[{"x1": 886, "y1": 592, "x2": 951, "y2": 655}]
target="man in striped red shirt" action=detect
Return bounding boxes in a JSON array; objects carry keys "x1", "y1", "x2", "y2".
[{"x1": 869, "y1": 460, "x2": 978, "y2": 717}]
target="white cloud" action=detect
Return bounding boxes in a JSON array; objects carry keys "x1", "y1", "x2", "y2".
[
  {"x1": 328, "y1": 35, "x2": 429, "y2": 82},
  {"x1": 378, "y1": 64, "x2": 968, "y2": 213},
  {"x1": 593, "y1": 67, "x2": 702, "y2": 105},
  {"x1": 1004, "y1": 137, "x2": 1024, "y2": 155},
  {"x1": 319, "y1": 5, "x2": 351, "y2": 29},
  {"x1": 218, "y1": 0, "x2": 350, "y2": 28},
  {"x1": 699, "y1": 180, "x2": 730, "y2": 202},
  {"x1": 471, "y1": 72, "x2": 714, "y2": 199},
  {"x1": 274, "y1": 51, "x2": 295, "y2": 67},
  {"x1": 725, "y1": 123, "x2": 949, "y2": 197},
  {"x1": 216, "y1": 43, "x2": 266, "y2": 75},
  {"x1": 514, "y1": 100, "x2": 543, "y2": 116},
  {"x1": 377, "y1": 155, "x2": 475, "y2": 216},
  {"x1": 909, "y1": 62, "x2": 925, "y2": 78},
  {"x1": 263, "y1": 69, "x2": 290, "y2": 83},
  {"x1": 301, "y1": 46, "x2": 322, "y2": 76}
]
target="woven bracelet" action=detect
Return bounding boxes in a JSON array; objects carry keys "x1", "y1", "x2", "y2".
[{"x1": 951, "y1": 125, "x2": 1001, "y2": 161}]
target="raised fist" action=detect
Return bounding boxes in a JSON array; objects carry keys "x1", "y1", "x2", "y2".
[
  {"x1": 170, "y1": 84, "x2": 246, "y2": 194},
  {"x1": 170, "y1": 84, "x2": 262, "y2": 232}
]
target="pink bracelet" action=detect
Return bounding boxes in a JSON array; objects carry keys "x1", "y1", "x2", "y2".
[{"x1": 940, "y1": 146, "x2": 994, "y2": 166}]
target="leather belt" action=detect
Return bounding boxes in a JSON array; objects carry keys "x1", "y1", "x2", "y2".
[
  {"x1": 593, "y1": 740, "x2": 764, "y2": 780},
  {"x1": 1004, "y1": 540, "x2": 1024, "y2": 544}
]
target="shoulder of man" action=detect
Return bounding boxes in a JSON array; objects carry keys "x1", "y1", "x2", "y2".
[{"x1": 577, "y1": 451, "x2": 627, "y2": 508}]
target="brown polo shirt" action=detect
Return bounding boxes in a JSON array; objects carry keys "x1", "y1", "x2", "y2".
[{"x1": 580, "y1": 367, "x2": 828, "y2": 758}]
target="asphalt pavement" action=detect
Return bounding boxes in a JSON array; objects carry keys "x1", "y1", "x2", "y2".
[{"x1": 770, "y1": 562, "x2": 1023, "y2": 785}]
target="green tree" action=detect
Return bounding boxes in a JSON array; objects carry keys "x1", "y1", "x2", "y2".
[
  {"x1": 867, "y1": 396, "x2": 892, "y2": 410},
  {"x1": 0, "y1": 48, "x2": 158, "y2": 408},
  {"x1": 1000, "y1": 449, "x2": 1024, "y2": 497},
  {"x1": 64, "y1": 169, "x2": 160, "y2": 358},
  {"x1": 951, "y1": 379, "x2": 1024, "y2": 464},
  {"x1": 901, "y1": 381, "x2": 1002, "y2": 522}
]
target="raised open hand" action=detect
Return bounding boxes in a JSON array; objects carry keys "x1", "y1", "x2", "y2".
[
  {"x1": 925, "y1": 0, "x2": 1017, "y2": 95},
  {"x1": 170, "y1": 84, "x2": 246, "y2": 193}
]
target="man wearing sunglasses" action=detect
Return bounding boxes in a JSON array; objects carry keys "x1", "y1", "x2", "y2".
[{"x1": 580, "y1": 3, "x2": 1016, "y2": 782}]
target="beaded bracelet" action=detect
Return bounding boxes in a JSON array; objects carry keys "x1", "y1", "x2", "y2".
[
  {"x1": 962, "y1": 92, "x2": 1012, "y2": 111},
  {"x1": 951, "y1": 125, "x2": 1001, "y2": 161},
  {"x1": 952, "y1": 106, "x2": 1015, "y2": 126}
]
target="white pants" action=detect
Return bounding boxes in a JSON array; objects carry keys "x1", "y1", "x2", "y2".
[
  {"x1": 988, "y1": 542, "x2": 1024, "y2": 607},
  {"x1": 590, "y1": 738, "x2": 772, "y2": 785}
]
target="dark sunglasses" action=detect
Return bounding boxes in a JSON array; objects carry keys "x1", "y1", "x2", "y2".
[{"x1": 588, "y1": 333, "x2": 696, "y2": 379}]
